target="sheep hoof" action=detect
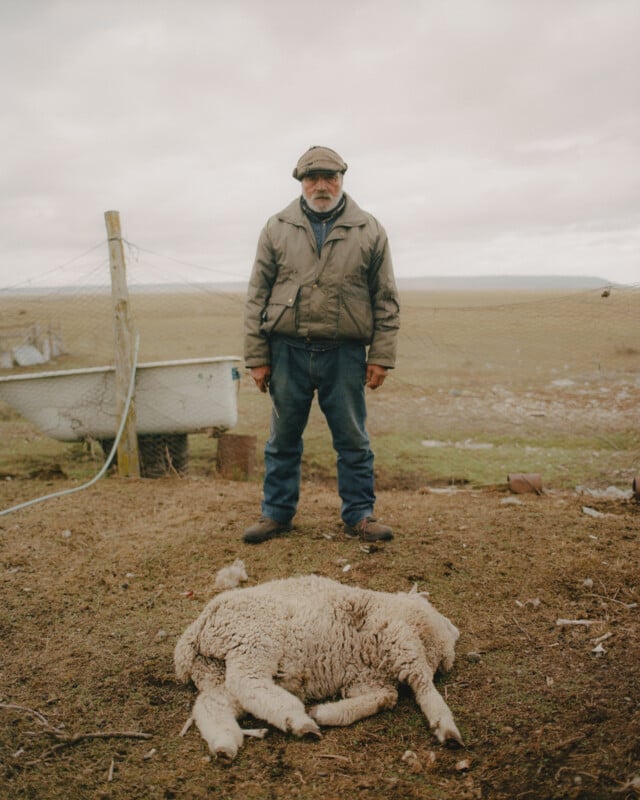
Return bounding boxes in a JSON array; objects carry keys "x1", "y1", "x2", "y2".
[
  {"x1": 214, "y1": 745, "x2": 238, "y2": 761},
  {"x1": 209, "y1": 731, "x2": 244, "y2": 761},
  {"x1": 294, "y1": 719, "x2": 322, "y2": 738},
  {"x1": 434, "y1": 721, "x2": 464, "y2": 747}
]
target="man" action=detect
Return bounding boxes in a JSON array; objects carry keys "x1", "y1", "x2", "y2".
[{"x1": 243, "y1": 145, "x2": 400, "y2": 544}]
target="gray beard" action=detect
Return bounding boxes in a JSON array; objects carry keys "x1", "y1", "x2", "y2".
[{"x1": 304, "y1": 190, "x2": 344, "y2": 214}]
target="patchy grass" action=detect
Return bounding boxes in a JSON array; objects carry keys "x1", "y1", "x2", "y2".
[
  {"x1": 1, "y1": 477, "x2": 638, "y2": 799},
  {"x1": 3, "y1": 405, "x2": 637, "y2": 495},
  {"x1": 1, "y1": 287, "x2": 639, "y2": 797}
]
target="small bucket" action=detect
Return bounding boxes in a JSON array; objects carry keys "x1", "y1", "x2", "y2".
[
  {"x1": 216, "y1": 433, "x2": 257, "y2": 480},
  {"x1": 508, "y1": 473, "x2": 543, "y2": 495}
]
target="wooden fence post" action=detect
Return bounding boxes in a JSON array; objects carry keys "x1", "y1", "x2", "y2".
[{"x1": 104, "y1": 210, "x2": 140, "y2": 477}]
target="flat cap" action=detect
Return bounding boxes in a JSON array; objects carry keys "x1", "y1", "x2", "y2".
[{"x1": 292, "y1": 146, "x2": 348, "y2": 180}]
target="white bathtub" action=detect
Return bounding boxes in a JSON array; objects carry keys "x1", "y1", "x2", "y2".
[{"x1": 0, "y1": 357, "x2": 241, "y2": 442}]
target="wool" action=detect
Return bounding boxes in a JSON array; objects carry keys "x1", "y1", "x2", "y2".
[{"x1": 175, "y1": 575, "x2": 462, "y2": 760}]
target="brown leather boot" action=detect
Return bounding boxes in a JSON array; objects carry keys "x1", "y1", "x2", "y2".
[
  {"x1": 243, "y1": 516, "x2": 293, "y2": 544},
  {"x1": 343, "y1": 516, "x2": 393, "y2": 542}
]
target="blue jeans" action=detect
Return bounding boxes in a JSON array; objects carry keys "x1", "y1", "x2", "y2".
[{"x1": 262, "y1": 337, "x2": 375, "y2": 526}]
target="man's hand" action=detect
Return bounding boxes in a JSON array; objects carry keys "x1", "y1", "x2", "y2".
[
  {"x1": 250, "y1": 365, "x2": 271, "y2": 393},
  {"x1": 366, "y1": 364, "x2": 388, "y2": 390}
]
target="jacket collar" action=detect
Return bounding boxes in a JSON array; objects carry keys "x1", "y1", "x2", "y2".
[{"x1": 277, "y1": 193, "x2": 368, "y2": 228}]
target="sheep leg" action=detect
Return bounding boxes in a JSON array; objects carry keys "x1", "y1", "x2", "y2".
[
  {"x1": 309, "y1": 686, "x2": 398, "y2": 727},
  {"x1": 191, "y1": 685, "x2": 245, "y2": 760},
  {"x1": 410, "y1": 676, "x2": 463, "y2": 746},
  {"x1": 225, "y1": 669, "x2": 320, "y2": 738}
]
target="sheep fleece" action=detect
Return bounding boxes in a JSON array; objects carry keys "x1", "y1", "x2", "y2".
[{"x1": 175, "y1": 574, "x2": 462, "y2": 759}]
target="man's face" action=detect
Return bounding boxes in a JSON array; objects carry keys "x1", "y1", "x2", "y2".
[{"x1": 301, "y1": 171, "x2": 343, "y2": 213}]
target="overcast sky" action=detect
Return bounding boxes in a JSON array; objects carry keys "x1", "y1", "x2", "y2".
[{"x1": 1, "y1": 0, "x2": 639, "y2": 288}]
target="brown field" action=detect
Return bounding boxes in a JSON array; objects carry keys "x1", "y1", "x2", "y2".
[{"x1": 1, "y1": 287, "x2": 639, "y2": 798}]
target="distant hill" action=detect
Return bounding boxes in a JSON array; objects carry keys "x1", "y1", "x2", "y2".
[
  {"x1": 2, "y1": 275, "x2": 622, "y2": 296},
  {"x1": 395, "y1": 275, "x2": 617, "y2": 291},
  {"x1": 128, "y1": 274, "x2": 617, "y2": 293}
]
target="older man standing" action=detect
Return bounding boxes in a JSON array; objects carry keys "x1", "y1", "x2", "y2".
[{"x1": 243, "y1": 146, "x2": 400, "y2": 544}]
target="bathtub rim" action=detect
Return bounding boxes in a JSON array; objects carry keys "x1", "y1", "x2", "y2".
[{"x1": 0, "y1": 355, "x2": 242, "y2": 384}]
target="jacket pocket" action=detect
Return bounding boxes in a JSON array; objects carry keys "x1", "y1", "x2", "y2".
[
  {"x1": 338, "y1": 284, "x2": 374, "y2": 341},
  {"x1": 260, "y1": 281, "x2": 300, "y2": 335}
]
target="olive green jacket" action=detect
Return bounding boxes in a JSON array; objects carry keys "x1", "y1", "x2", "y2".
[{"x1": 244, "y1": 194, "x2": 400, "y2": 368}]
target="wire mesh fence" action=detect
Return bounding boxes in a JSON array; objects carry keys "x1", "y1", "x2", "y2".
[{"x1": 1, "y1": 236, "x2": 638, "y2": 494}]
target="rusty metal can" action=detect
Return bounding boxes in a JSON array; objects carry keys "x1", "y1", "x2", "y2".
[{"x1": 507, "y1": 473, "x2": 543, "y2": 494}]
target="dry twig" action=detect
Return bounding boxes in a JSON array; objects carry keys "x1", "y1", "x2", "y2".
[
  {"x1": 511, "y1": 615, "x2": 534, "y2": 641},
  {"x1": 1, "y1": 702, "x2": 152, "y2": 763},
  {"x1": 317, "y1": 753, "x2": 353, "y2": 763}
]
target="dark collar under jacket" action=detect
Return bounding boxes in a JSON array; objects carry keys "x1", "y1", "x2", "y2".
[
  {"x1": 277, "y1": 193, "x2": 369, "y2": 229},
  {"x1": 300, "y1": 193, "x2": 346, "y2": 224}
]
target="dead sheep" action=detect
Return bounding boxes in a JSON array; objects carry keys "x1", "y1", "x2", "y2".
[{"x1": 174, "y1": 574, "x2": 462, "y2": 759}]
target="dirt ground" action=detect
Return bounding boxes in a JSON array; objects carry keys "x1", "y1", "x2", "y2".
[{"x1": 1, "y1": 473, "x2": 638, "y2": 800}]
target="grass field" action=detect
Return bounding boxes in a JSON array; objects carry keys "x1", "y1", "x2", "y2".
[
  {"x1": 1, "y1": 286, "x2": 638, "y2": 489},
  {"x1": 0, "y1": 286, "x2": 638, "y2": 799}
]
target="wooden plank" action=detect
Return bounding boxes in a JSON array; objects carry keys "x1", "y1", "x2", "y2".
[{"x1": 104, "y1": 210, "x2": 140, "y2": 477}]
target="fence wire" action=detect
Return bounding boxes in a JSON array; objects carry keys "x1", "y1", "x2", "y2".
[{"x1": 1, "y1": 241, "x2": 638, "y2": 492}]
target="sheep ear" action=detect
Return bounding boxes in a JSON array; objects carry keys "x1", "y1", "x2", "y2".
[{"x1": 409, "y1": 583, "x2": 419, "y2": 594}]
